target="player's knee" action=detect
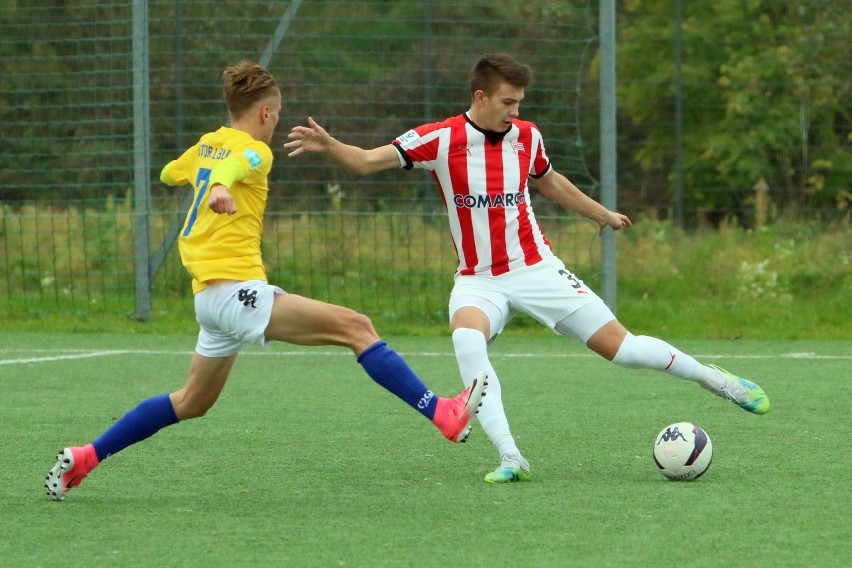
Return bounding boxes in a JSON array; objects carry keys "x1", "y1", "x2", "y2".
[
  {"x1": 349, "y1": 310, "x2": 376, "y2": 334},
  {"x1": 452, "y1": 327, "x2": 488, "y2": 358},
  {"x1": 587, "y1": 321, "x2": 629, "y2": 361},
  {"x1": 341, "y1": 309, "x2": 379, "y2": 347},
  {"x1": 185, "y1": 402, "x2": 214, "y2": 419},
  {"x1": 170, "y1": 392, "x2": 215, "y2": 420}
]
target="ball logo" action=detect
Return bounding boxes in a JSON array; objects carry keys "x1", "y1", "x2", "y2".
[
  {"x1": 657, "y1": 426, "x2": 687, "y2": 444},
  {"x1": 653, "y1": 421, "x2": 712, "y2": 480}
]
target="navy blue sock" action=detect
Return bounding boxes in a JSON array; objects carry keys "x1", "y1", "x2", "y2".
[
  {"x1": 92, "y1": 393, "x2": 179, "y2": 461},
  {"x1": 357, "y1": 341, "x2": 438, "y2": 420}
]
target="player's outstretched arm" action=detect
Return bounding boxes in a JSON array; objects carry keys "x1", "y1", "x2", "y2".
[
  {"x1": 533, "y1": 170, "x2": 631, "y2": 234},
  {"x1": 285, "y1": 116, "x2": 399, "y2": 176}
]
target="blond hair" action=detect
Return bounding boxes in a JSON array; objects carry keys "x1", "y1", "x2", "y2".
[{"x1": 222, "y1": 61, "x2": 279, "y2": 119}]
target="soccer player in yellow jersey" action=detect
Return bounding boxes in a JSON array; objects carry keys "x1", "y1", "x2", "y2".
[
  {"x1": 44, "y1": 61, "x2": 486, "y2": 501},
  {"x1": 171, "y1": 124, "x2": 272, "y2": 293}
]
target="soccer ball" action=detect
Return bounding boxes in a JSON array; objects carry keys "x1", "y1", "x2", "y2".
[{"x1": 653, "y1": 422, "x2": 713, "y2": 481}]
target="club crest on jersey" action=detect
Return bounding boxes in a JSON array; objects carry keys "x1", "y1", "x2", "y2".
[
  {"x1": 511, "y1": 141, "x2": 525, "y2": 153},
  {"x1": 453, "y1": 192, "x2": 526, "y2": 209}
]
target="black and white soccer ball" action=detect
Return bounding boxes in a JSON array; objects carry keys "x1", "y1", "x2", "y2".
[{"x1": 653, "y1": 422, "x2": 713, "y2": 481}]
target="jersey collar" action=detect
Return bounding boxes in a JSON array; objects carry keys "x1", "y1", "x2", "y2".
[{"x1": 464, "y1": 112, "x2": 512, "y2": 145}]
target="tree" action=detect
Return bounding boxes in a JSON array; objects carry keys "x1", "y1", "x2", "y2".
[{"x1": 617, "y1": 0, "x2": 850, "y2": 220}]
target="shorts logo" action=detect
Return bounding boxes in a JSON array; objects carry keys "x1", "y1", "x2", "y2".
[{"x1": 237, "y1": 288, "x2": 258, "y2": 308}]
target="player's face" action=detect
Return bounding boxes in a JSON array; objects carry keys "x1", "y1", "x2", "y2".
[{"x1": 479, "y1": 82, "x2": 524, "y2": 132}]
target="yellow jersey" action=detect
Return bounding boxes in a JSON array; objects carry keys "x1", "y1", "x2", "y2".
[{"x1": 161, "y1": 126, "x2": 272, "y2": 293}]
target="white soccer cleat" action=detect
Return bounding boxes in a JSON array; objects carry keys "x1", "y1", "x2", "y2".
[
  {"x1": 705, "y1": 364, "x2": 770, "y2": 414},
  {"x1": 484, "y1": 454, "x2": 531, "y2": 483}
]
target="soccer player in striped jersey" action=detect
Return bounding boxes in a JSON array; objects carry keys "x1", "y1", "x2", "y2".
[
  {"x1": 286, "y1": 53, "x2": 770, "y2": 484},
  {"x1": 44, "y1": 61, "x2": 487, "y2": 501}
]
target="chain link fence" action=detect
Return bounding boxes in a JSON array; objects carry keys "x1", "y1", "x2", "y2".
[{"x1": 1, "y1": 1, "x2": 848, "y2": 322}]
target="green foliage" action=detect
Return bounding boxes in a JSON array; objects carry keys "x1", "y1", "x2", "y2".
[
  {"x1": 0, "y1": 0, "x2": 603, "y2": 208},
  {"x1": 617, "y1": 0, "x2": 851, "y2": 216},
  {"x1": 1, "y1": 200, "x2": 849, "y2": 339},
  {"x1": 0, "y1": 195, "x2": 179, "y2": 315},
  {"x1": 4, "y1": 1, "x2": 847, "y2": 217},
  {"x1": 616, "y1": 217, "x2": 851, "y2": 339}
]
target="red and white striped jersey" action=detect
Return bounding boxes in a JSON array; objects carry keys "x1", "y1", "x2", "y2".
[{"x1": 393, "y1": 113, "x2": 555, "y2": 277}]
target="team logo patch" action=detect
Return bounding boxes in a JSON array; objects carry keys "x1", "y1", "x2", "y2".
[
  {"x1": 237, "y1": 288, "x2": 258, "y2": 308},
  {"x1": 396, "y1": 129, "x2": 419, "y2": 145},
  {"x1": 243, "y1": 149, "x2": 262, "y2": 169}
]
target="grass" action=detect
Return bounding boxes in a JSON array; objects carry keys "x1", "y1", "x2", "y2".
[
  {"x1": 615, "y1": 217, "x2": 851, "y2": 340},
  {"x1": 2, "y1": 200, "x2": 849, "y2": 340},
  {"x1": 2, "y1": 332, "x2": 850, "y2": 567}
]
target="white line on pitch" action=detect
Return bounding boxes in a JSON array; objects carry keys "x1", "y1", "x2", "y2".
[
  {"x1": 0, "y1": 350, "x2": 129, "y2": 365},
  {"x1": 0, "y1": 348, "x2": 849, "y2": 366}
]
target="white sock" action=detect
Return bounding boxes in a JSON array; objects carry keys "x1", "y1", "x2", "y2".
[
  {"x1": 612, "y1": 332, "x2": 725, "y2": 390},
  {"x1": 452, "y1": 328, "x2": 521, "y2": 457}
]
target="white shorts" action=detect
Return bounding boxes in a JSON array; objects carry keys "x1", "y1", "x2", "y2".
[
  {"x1": 194, "y1": 280, "x2": 285, "y2": 358},
  {"x1": 448, "y1": 257, "x2": 616, "y2": 344}
]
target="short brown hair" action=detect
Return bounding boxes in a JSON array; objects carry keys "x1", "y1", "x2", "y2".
[
  {"x1": 469, "y1": 53, "x2": 532, "y2": 96},
  {"x1": 222, "y1": 61, "x2": 279, "y2": 118}
]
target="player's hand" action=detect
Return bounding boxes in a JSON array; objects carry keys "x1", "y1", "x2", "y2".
[
  {"x1": 599, "y1": 212, "x2": 631, "y2": 235},
  {"x1": 208, "y1": 184, "x2": 236, "y2": 215},
  {"x1": 285, "y1": 116, "x2": 332, "y2": 157}
]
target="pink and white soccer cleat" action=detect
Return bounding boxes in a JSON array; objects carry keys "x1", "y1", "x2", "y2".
[{"x1": 433, "y1": 372, "x2": 488, "y2": 443}]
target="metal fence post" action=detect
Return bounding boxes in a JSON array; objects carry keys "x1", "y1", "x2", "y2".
[
  {"x1": 599, "y1": 0, "x2": 618, "y2": 313},
  {"x1": 133, "y1": 0, "x2": 152, "y2": 320}
]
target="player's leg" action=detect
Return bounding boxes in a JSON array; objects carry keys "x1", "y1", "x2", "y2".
[
  {"x1": 264, "y1": 292, "x2": 486, "y2": 442},
  {"x1": 572, "y1": 305, "x2": 769, "y2": 414},
  {"x1": 44, "y1": 353, "x2": 237, "y2": 501},
  {"x1": 45, "y1": 283, "x2": 244, "y2": 500},
  {"x1": 169, "y1": 352, "x2": 238, "y2": 419},
  {"x1": 95, "y1": 351, "x2": 235, "y2": 457},
  {"x1": 452, "y1": 307, "x2": 515, "y2": 452},
  {"x1": 450, "y1": 294, "x2": 530, "y2": 483},
  {"x1": 531, "y1": 260, "x2": 769, "y2": 415}
]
